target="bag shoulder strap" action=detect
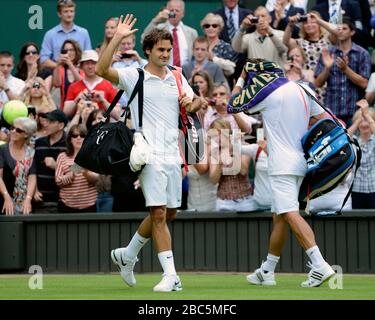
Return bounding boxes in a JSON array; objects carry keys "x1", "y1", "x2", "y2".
[{"x1": 104, "y1": 68, "x2": 145, "y2": 128}]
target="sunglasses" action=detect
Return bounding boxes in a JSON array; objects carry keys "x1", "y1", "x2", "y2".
[
  {"x1": 10, "y1": 126, "x2": 26, "y2": 134},
  {"x1": 25, "y1": 50, "x2": 38, "y2": 56},
  {"x1": 203, "y1": 24, "x2": 219, "y2": 29},
  {"x1": 71, "y1": 133, "x2": 86, "y2": 139},
  {"x1": 213, "y1": 92, "x2": 227, "y2": 97}
]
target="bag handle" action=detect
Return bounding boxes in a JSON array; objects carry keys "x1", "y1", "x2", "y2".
[{"x1": 104, "y1": 68, "x2": 144, "y2": 129}]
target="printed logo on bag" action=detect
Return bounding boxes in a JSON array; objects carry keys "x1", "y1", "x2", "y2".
[{"x1": 96, "y1": 130, "x2": 109, "y2": 145}]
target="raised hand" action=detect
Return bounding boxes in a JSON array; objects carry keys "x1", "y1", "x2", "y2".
[
  {"x1": 321, "y1": 48, "x2": 334, "y2": 69},
  {"x1": 115, "y1": 14, "x2": 138, "y2": 39}
]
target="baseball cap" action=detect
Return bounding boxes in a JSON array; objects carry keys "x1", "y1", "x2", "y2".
[
  {"x1": 46, "y1": 109, "x2": 68, "y2": 126},
  {"x1": 80, "y1": 50, "x2": 99, "y2": 63}
]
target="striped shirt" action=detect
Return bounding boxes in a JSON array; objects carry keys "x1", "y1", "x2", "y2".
[
  {"x1": 55, "y1": 153, "x2": 97, "y2": 209},
  {"x1": 352, "y1": 135, "x2": 375, "y2": 193},
  {"x1": 315, "y1": 43, "x2": 371, "y2": 118}
]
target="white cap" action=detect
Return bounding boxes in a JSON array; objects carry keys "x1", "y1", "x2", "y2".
[{"x1": 80, "y1": 50, "x2": 99, "y2": 63}]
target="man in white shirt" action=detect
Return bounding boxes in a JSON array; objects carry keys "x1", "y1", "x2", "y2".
[
  {"x1": 266, "y1": 0, "x2": 308, "y2": 13},
  {"x1": 141, "y1": 0, "x2": 198, "y2": 67},
  {"x1": 0, "y1": 51, "x2": 25, "y2": 108},
  {"x1": 229, "y1": 59, "x2": 335, "y2": 288},
  {"x1": 96, "y1": 14, "x2": 201, "y2": 293}
]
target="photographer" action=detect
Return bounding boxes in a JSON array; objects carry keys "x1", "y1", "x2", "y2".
[
  {"x1": 141, "y1": 0, "x2": 198, "y2": 67},
  {"x1": 63, "y1": 50, "x2": 118, "y2": 120},
  {"x1": 283, "y1": 46, "x2": 315, "y2": 86},
  {"x1": 112, "y1": 34, "x2": 147, "y2": 69},
  {"x1": 270, "y1": 0, "x2": 304, "y2": 37},
  {"x1": 52, "y1": 40, "x2": 84, "y2": 108},
  {"x1": 232, "y1": 6, "x2": 287, "y2": 67}
]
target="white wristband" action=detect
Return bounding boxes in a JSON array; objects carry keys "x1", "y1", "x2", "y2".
[{"x1": 235, "y1": 77, "x2": 245, "y2": 88}]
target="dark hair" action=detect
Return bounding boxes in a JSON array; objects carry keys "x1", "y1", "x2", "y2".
[
  {"x1": 0, "y1": 51, "x2": 14, "y2": 60},
  {"x1": 86, "y1": 109, "x2": 105, "y2": 131},
  {"x1": 61, "y1": 39, "x2": 82, "y2": 65},
  {"x1": 191, "y1": 70, "x2": 214, "y2": 97},
  {"x1": 142, "y1": 28, "x2": 173, "y2": 58},
  {"x1": 66, "y1": 124, "x2": 87, "y2": 157},
  {"x1": 16, "y1": 42, "x2": 40, "y2": 81},
  {"x1": 342, "y1": 16, "x2": 355, "y2": 31}
]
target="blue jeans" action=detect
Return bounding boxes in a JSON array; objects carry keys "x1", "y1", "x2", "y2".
[{"x1": 96, "y1": 192, "x2": 114, "y2": 213}]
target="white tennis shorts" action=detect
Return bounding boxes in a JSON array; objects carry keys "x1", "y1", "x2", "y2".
[{"x1": 269, "y1": 175, "x2": 304, "y2": 214}]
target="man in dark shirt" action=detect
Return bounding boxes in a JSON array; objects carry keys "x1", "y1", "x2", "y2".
[{"x1": 33, "y1": 109, "x2": 68, "y2": 213}]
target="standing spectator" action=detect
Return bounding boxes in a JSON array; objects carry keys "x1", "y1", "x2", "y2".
[
  {"x1": 0, "y1": 117, "x2": 37, "y2": 215},
  {"x1": 99, "y1": 17, "x2": 119, "y2": 55},
  {"x1": 347, "y1": 99, "x2": 375, "y2": 209},
  {"x1": 141, "y1": 0, "x2": 198, "y2": 67},
  {"x1": 191, "y1": 70, "x2": 214, "y2": 100},
  {"x1": 52, "y1": 39, "x2": 84, "y2": 109},
  {"x1": 232, "y1": 6, "x2": 288, "y2": 67},
  {"x1": 96, "y1": 17, "x2": 202, "y2": 292},
  {"x1": 182, "y1": 37, "x2": 228, "y2": 85},
  {"x1": 200, "y1": 13, "x2": 237, "y2": 78},
  {"x1": 16, "y1": 42, "x2": 53, "y2": 92},
  {"x1": 314, "y1": 18, "x2": 371, "y2": 125},
  {"x1": 229, "y1": 59, "x2": 335, "y2": 288},
  {"x1": 33, "y1": 109, "x2": 68, "y2": 213},
  {"x1": 0, "y1": 51, "x2": 25, "y2": 107},
  {"x1": 64, "y1": 50, "x2": 117, "y2": 118},
  {"x1": 40, "y1": 0, "x2": 92, "y2": 69},
  {"x1": 22, "y1": 78, "x2": 56, "y2": 113},
  {"x1": 266, "y1": 0, "x2": 308, "y2": 13},
  {"x1": 284, "y1": 46, "x2": 315, "y2": 86},
  {"x1": 55, "y1": 124, "x2": 98, "y2": 213},
  {"x1": 112, "y1": 34, "x2": 147, "y2": 69}
]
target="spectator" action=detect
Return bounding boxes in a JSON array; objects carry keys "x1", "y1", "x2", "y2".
[
  {"x1": 64, "y1": 50, "x2": 117, "y2": 119},
  {"x1": 182, "y1": 37, "x2": 228, "y2": 85},
  {"x1": 208, "y1": 119, "x2": 252, "y2": 212},
  {"x1": 52, "y1": 39, "x2": 84, "y2": 109},
  {"x1": 33, "y1": 109, "x2": 68, "y2": 213},
  {"x1": 365, "y1": 70, "x2": 375, "y2": 106},
  {"x1": 270, "y1": 0, "x2": 305, "y2": 38},
  {"x1": 112, "y1": 34, "x2": 147, "y2": 69},
  {"x1": 55, "y1": 124, "x2": 98, "y2": 213},
  {"x1": 191, "y1": 70, "x2": 215, "y2": 119},
  {"x1": 284, "y1": 46, "x2": 315, "y2": 86},
  {"x1": 266, "y1": 0, "x2": 308, "y2": 13},
  {"x1": 204, "y1": 83, "x2": 255, "y2": 133},
  {"x1": 232, "y1": 6, "x2": 287, "y2": 67},
  {"x1": 22, "y1": 77, "x2": 56, "y2": 113},
  {"x1": 200, "y1": 13, "x2": 237, "y2": 78},
  {"x1": 0, "y1": 117, "x2": 37, "y2": 215},
  {"x1": 99, "y1": 17, "x2": 119, "y2": 55},
  {"x1": 314, "y1": 18, "x2": 371, "y2": 125},
  {"x1": 40, "y1": 0, "x2": 92, "y2": 69},
  {"x1": 15, "y1": 42, "x2": 53, "y2": 92},
  {"x1": 0, "y1": 51, "x2": 25, "y2": 107},
  {"x1": 141, "y1": 0, "x2": 198, "y2": 67},
  {"x1": 67, "y1": 98, "x2": 98, "y2": 131},
  {"x1": 347, "y1": 99, "x2": 375, "y2": 209}
]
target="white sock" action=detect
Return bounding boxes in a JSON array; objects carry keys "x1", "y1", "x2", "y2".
[
  {"x1": 124, "y1": 232, "x2": 150, "y2": 259},
  {"x1": 262, "y1": 254, "x2": 280, "y2": 273},
  {"x1": 158, "y1": 250, "x2": 177, "y2": 276},
  {"x1": 306, "y1": 245, "x2": 325, "y2": 268}
]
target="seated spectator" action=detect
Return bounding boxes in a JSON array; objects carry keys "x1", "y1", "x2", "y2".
[
  {"x1": 63, "y1": 50, "x2": 118, "y2": 119},
  {"x1": 200, "y1": 13, "x2": 237, "y2": 77},
  {"x1": 141, "y1": 0, "x2": 198, "y2": 67},
  {"x1": 16, "y1": 42, "x2": 53, "y2": 91},
  {"x1": 191, "y1": 70, "x2": 214, "y2": 118},
  {"x1": 347, "y1": 99, "x2": 375, "y2": 209},
  {"x1": 182, "y1": 37, "x2": 228, "y2": 86},
  {"x1": 40, "y1": 0, "x2": 92, "y2": 69},
  {"x1": 0, "y1": 51, "x2": 25, "y2": 107},
  {"x1": 33, "y1": 109, "x2": 68, "y2": 214},
  {"x1": 204, "y1": 83, "x2": 255, "y2": 133},
  {"x1": 0, "y1": 117, "x2": 37, "y2": 215},
  {"x1": 22, "y1": 77, "x2": 56, "y2": 114},
  {"x1": 68, "y1": 98, "x2": 98, "y2": 131},
  {"x1": 112, "y1": 34, "x2": 147, "y2": 69},
  {"x1": 52, "y1": 39, "x2": 84, "y2": 109},
  {"x1": 55, "y1": 124, "x2": 98, "y2": 213},
  {"x1": 208, "y1": 119, "x2": 252, "y2": 212},
  {"x1": 284, "y1": 46, "x2": 315, "y2": 86},
  {"x1": 270, "y1": 0, "x2": 305, "y2": 38},
  {"x1": 99, "y1": 17, "x2": 118, "y2": 55},
  {"x1": 232, "y1": 6, "x2": 287, "y2": 67}
]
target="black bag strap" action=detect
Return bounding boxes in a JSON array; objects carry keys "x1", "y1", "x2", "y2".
[{"x1": 104, "y1": 68, "x2": 145, "y2": 128}]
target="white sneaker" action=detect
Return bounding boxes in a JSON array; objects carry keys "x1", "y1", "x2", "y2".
[
  {"x1": 153, "y1": 274, "x2": 183, "y2": 292},
  {"x1": 111, "y1": 248, "x2": 138, "y2": 287},
  {"x1": 246, "y1": 262, "x2": 276, "y2": 286},
  {"x1": 301, "y1": 262, "x2": 335, "y2": 288}
]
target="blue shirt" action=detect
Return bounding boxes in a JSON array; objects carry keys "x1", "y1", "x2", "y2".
[
  {"x1": 40, "y1": 24, "x2": 92, "y2": 63},
  {"x1": 315, "y1": 43, "x2": 371, "y2": 118}
]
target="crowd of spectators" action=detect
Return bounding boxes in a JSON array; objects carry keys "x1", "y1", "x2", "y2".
[{"x1": 0, "y1": 0, "x2": 375, "y2": 215}]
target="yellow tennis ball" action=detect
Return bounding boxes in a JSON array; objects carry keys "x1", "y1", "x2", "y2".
[{"x1": 2, "y1": 100, "x2": 28, "y2": 125}]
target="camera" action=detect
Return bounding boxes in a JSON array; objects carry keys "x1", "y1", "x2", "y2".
[
  {"x1": 121, "y1": 53, "x2": 133, "y2": 59},
  {"x1": 287, "y1": 56, "x2": 294, "y2": 63},
  {"x1": 192, "y1": 83, "x2": 200, "y2": 95},
  {"x1": 32, "y1": 82, "x2": 41, "y2": 89},
  {"x1": 208, "y1": 98, "x2": 216, "y2": 106},
  {"x1": 168, "y1": 11, "x2": 176, "y2": 18},
  {"x1": 250, "y1": 17, "x2": 259, "y2": 23},
  {"x1": 60, "y1": 48, "x2": 68, "y2": 54},
  {"x1": 85, "y1": 92, "x2": 93, "y2": 101},
  {"x1": 297, "y1": 15, "x2": 308, "y2": 22}
]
